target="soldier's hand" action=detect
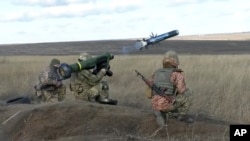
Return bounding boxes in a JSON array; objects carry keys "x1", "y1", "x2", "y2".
[{"x1": 100, "y1": 68, "x2": 107, "y2": 74}]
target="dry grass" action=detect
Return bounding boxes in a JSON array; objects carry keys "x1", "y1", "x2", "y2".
[{"x1": 0, "y1": 54, "x2": 249, "y2": 123}]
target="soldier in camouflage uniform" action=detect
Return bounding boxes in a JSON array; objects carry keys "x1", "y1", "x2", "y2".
[
  {"x1": 35, "y1": 58, "x2": 66, "y2": 103},
  {"x1": 69, "y1": 52, "x2": 117, "y2": 105},
  {"x1": 148, "y1": 51, "x2": 193, "y2": 126}
]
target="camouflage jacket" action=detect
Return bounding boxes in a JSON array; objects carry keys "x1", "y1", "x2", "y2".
[
  {"x1": 70, "y1": 69, "x2": 105, "y2": 89},
  {"x1": 37, "y1": 66, "x2": 61, "y2": 89}
]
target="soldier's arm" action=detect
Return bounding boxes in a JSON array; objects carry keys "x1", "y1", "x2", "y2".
[
  {"x1": 81, "y1": 69, "x2": 105, "y2": 83},
  {"x1": 171, "y1": 72, "x2": 186, "y2": 94}
]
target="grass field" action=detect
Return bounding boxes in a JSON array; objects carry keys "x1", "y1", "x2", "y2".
[{"x1": 0, "y1": 54, "x2": 249, "y2": 124}]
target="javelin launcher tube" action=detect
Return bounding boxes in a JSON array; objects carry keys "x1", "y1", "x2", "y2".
[{"x1": 58, "y1": 52, "x2": 114, "y2": 80}]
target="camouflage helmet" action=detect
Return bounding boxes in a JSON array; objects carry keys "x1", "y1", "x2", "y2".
[
  {"x1": 50, "y1": 58, "x2": 60, "y2": 67},
  {"x1": 79, "y1": 52, "x2": 91, "y2": 61},
  {"x1": 162, "y1": 51, "x2": 179, "y2": 67}
]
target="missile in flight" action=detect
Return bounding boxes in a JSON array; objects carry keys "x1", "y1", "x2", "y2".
[{"x1": 137, "y1": 30, "x2": 179, "y2": 50}]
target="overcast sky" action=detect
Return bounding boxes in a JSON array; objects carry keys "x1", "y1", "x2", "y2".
[{"x1": 0, "y1": 0, "x2": 249, "y2": 44}]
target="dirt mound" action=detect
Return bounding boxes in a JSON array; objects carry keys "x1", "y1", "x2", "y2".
[{"x1": 0, "y1": 101, "x2": 230, "y2": 141}]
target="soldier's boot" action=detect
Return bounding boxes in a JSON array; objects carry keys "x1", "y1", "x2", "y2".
[
  {"x1": 97, "y1": 81, "x2": 118, "y2": 105},
  {"x1": 154, "y1": 111, "x2": 167, "y2": 127},
  {"x1": 150, "y1": 111, "x2": 168, "y2": 137},
  {"x1": 177, "y1": 114, "x2": 194, "y2": 123},
  {"x1": 95, "y1": 96, "x2": 118, "y2": 105}
]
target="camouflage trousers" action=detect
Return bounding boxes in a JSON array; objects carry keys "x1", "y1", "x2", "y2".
[
  {"x1": 36, "y1": 85, "x2": 66, "y2": 103},
  {"x1": 153, "y1": 88, "x2": 193, "y2": 126},
  {"x1": 70, "y1": 81, "x2": 109, "y2": 102},
  {"x1": 171, "y1": 92, "x2": 192, "y2": 115}
]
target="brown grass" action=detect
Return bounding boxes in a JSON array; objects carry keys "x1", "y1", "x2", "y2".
[{"x1": 0, "y1": 54, "x2": 249, "y2": 123}]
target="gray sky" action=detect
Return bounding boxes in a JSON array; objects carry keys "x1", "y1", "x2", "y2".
[{"x1": 0, "y1": 0, "x2": 249, "y2": 44}]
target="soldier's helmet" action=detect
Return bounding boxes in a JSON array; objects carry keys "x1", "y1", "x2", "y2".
[
  {"x1": 162, "y1": 51, "x2": 179, "y2": 68},
  {"x1": 79, "y1": 52, "x2": 91, "y2": 61},
  {"x1": 50, "y1": 58, "x2": 60, "y2": 67}
]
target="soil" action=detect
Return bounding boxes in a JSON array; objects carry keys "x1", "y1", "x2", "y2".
[{"x1": 0, "y1": 100, "x2": 232, "y2": 141}]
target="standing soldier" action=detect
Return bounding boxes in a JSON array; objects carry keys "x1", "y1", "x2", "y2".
[
  {"x1": 148, "y1": 51, "x2": 194, "y2": 127},
  {"x1": 69, "y1": 52, "x2": 117, "y2": 105},
  {"x1": 35, "y1": 58, "x2": 66, "y2": 103}
]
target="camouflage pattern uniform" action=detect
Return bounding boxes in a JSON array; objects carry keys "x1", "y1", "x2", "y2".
[
  {"x1": 70, "y1": 69, "x2": 109, "y2": 101},
  {"x1": 70, "y1": 53, "x2": 116, "y2": 104},
  {"x1": 35, "y1": 58, "x2": 66, "y2": 103},
  {"x1": 148, "y1": 51, "x2": 193, "y2": 126}
]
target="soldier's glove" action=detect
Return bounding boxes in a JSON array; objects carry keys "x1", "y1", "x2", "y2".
[{"x1": 104, "y1": 64, "x2": 113, "y2": 77}]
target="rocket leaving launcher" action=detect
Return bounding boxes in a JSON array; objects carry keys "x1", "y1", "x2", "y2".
[{"x1": 137, "y1": 30, "x2": 179, "y2": 50}]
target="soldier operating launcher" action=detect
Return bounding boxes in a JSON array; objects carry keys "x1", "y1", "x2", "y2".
[{"x1": 58, "y1": 52, "x2": 114, "y2": 80}]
